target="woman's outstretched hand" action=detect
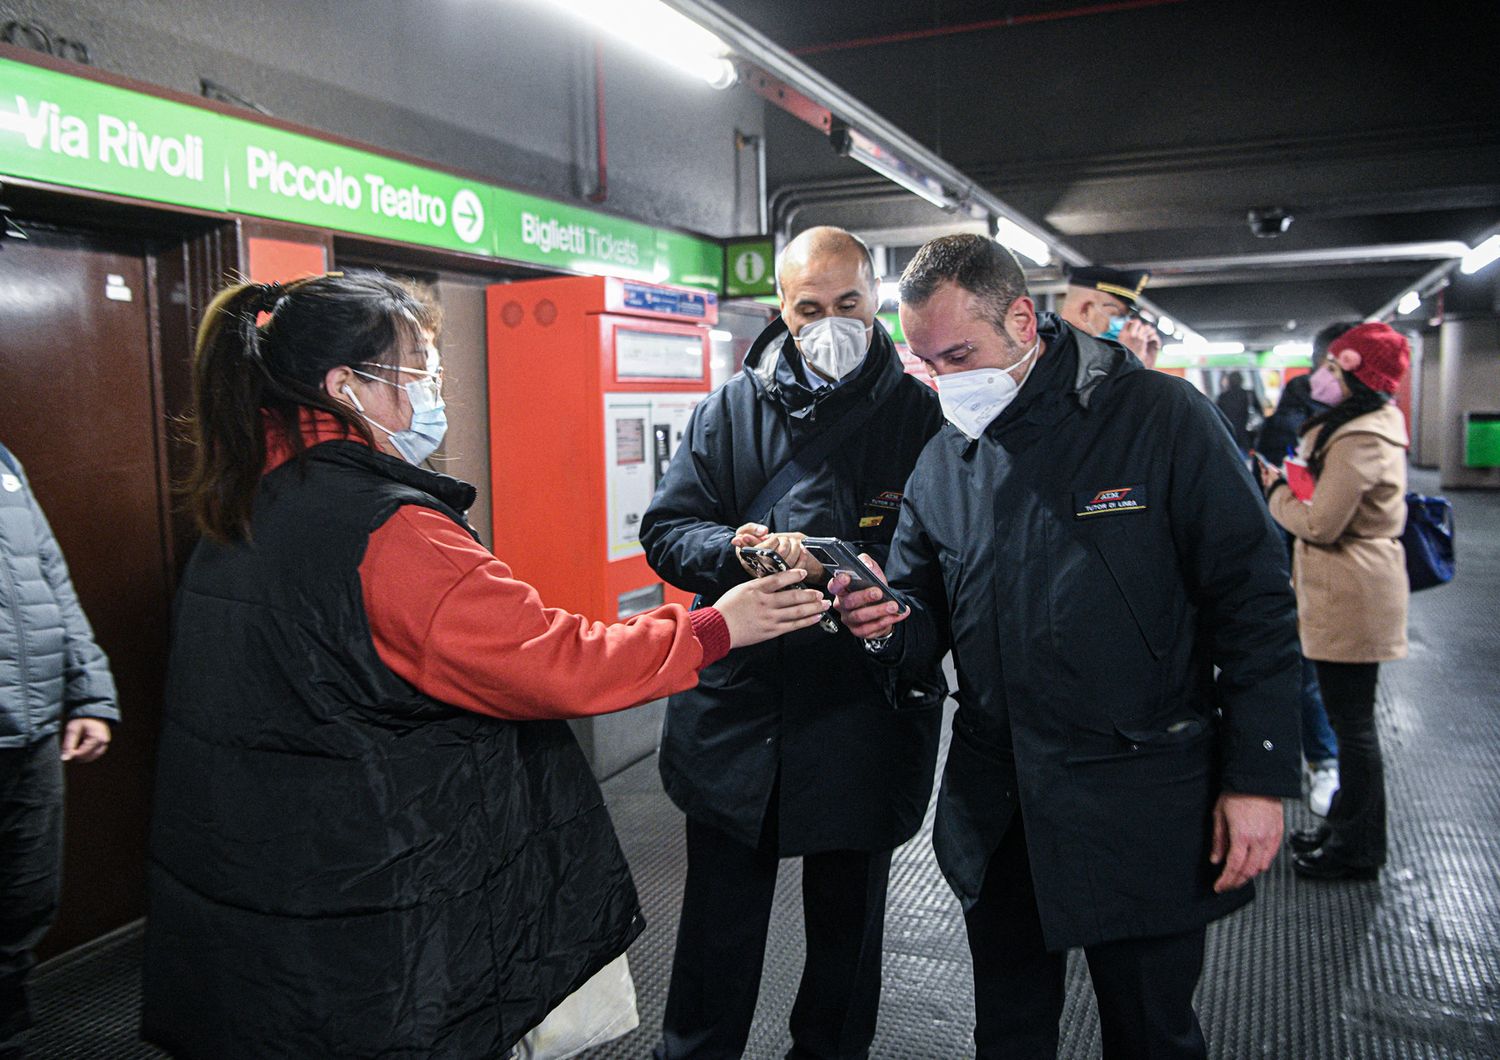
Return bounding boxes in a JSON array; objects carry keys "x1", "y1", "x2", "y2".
[{"x1": 714, "y1": 568, "x2": 830, "y2": 648}]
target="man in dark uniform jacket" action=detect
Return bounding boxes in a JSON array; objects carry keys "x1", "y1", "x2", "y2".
[
  {"x1": 1060, "y1": 264, "x2": 1162, "y2": 368},
  {"x1": 641, "y1": 227, "x2": 946, "y2": 1059},
  {"x1": 836, "y1": 235, "x2": 1301, "y2": 1059}
]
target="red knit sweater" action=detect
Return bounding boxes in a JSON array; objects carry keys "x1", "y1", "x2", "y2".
[{"x1": 263, "y1": 413, "x2": 729, "y2": 720}]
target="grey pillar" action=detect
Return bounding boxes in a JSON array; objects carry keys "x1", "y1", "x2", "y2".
[
  {"x1": 1411, "y1": 329, "x2": 1442, "y2": 469},
  {"x1": 434, "y1": 275, "x2": 495, "y2": 546},
  {"x1": 1437, "y1": 318, "x2": 1500, "y2": 489}
]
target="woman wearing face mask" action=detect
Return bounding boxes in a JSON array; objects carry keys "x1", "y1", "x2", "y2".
[
  {"x1": 1258, "y1": 322, "x2": 1411, "y2": 881},
  {"x1": 141, "y1": 272, "x2": 829, "y2": 1060}
]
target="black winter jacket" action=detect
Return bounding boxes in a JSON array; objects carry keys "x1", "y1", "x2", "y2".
[
  {"x1": 880, "y1": 318, "x2": 1301, "y2": 949},
  {"x1": 1256, "y1": 373, "x2": 1327, "y2": 462},
  {"x1": 641, "y1": 320, "x2": 946, "y2": 854},
  {"x1": 142, "y1": 443, "x2": 641, "y2": 1059},
  {"x1": 1215, "y1": 386, "x2": 1256, "y2": 451}
]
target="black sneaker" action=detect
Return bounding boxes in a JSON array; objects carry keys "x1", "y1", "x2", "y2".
[{"x1": 1289, "y1": 826, "x2": 1329, "y2": 854}]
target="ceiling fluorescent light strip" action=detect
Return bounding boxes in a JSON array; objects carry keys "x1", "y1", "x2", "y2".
[
  {"x1": 1460, "y1": 234, "x2": 1500, "y2": 275},
  {"x1": 547, "y1": 0, "x2": 737, "y2": 88},
  {"x1": 841, "y1": 128, "x2": 955, "y2": 210},
  {"x1": 1161, "y1": 341, "x2": 1246, "y2": 357},
  {"x1": 995, "y1": 217, "x2": 1051, "y2": 266}
]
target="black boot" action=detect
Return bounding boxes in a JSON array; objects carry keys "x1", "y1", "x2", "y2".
[
  {"x1": 1292, "y1": 844, "x2": 1380, "y2": 880},
  {"x1": 1289, "y1": 826, "x2": 1329, "y2": 854}
]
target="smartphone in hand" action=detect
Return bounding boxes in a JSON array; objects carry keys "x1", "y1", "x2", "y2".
[
  {"x1": 740, "y1": 546, "x2": 790, "y2": 579},
  {"x1": 801, "y1": 538, "x2": 908, "y2": 614}
]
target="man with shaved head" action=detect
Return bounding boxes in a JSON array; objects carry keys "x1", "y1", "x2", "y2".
[{"x1": 642, "y1": 226, "x2": 945, "y2": 1058}]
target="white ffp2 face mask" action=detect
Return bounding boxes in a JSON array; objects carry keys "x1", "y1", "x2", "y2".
[
  {"x1": 935, "y1": 339, "x2": 1041, "y2": 440},
  {"x1": 794, "y1": 316, "x2": 872, "y2": 381}
]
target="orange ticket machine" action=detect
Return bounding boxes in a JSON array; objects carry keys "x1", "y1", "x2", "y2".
[{"x1": 486, "y1": 275, "x2": 716, "y2": 774}]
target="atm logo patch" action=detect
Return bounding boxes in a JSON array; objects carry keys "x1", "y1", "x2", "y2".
[
  {"x1": 1075, "y1": 484, "x2": 1148, "y2": 518},
  {"x1": 859, "y1": 491, "x2": 903, "y2": 529}
]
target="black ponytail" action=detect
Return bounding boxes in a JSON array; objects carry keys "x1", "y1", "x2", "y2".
[
  {"x1": 1301, "y1": 371, "x2": 1392, "y2": 479},
  {"x1": 182, "y1": 271, "x2": 435, "y2": 542}
]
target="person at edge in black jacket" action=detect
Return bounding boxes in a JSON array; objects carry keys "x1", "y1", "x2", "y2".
[
  {"x1": 833, "y1": 235, "x2": 1301, "y2": 1060},
  {"x1": 141, "y1": 272, "x2": 830, "y2": 1060},
  {"x1": 1214, "y1": 370, "x2": 1257, "y2": 455},
  {"x1": 1256, "y1": 321, "x2": 1353, "y2": 464},
  {"x1": 640, "y1": 227, "x2": 947, "y2": 1059}
]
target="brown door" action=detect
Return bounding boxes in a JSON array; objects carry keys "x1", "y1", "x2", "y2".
[{"x1": 0, "y1": 227, "x2": 173, "y2": 957}]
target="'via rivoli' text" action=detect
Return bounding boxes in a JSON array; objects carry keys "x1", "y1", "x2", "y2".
[{"x1": 11, "y1": 96, "x2": 206, "y2": 180}]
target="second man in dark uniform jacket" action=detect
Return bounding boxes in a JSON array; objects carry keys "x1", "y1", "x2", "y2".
[{"x1": 641, "y1": 226, "x2": 945, "y2": 1059}]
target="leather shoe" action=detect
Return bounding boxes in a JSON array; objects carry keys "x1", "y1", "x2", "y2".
[
  {"x1": 1289, "y1": 826, "x2": 1329, "y2": 854},
  {"x1": 1292, "y1": 846, "x2": 1381, "y2": 881}
]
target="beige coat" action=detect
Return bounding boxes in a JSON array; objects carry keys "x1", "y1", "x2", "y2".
[{"x1": 1270, "y1": 403, "x2": 1409, "y2": 662}]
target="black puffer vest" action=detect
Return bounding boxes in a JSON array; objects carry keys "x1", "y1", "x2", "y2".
[{"x1": 142, "y1": 442, "x2": 642, "y2": 1059}]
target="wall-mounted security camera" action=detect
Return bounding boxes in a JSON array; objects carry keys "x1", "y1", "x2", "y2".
[{"x1": 1248, "y1": 207, "x2": 1292, "y2": 238}]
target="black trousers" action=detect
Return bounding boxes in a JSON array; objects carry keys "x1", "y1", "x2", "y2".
[
  {"x1": 655, "y1": 814, "x2": 892, "y2": 1060},
  {"x1": 1313, "y1": 660, "x2": 1386, "y2": 865},
  {"x1": 0, "y1": 739, "x2": 64, "y2": 1060},
  {"x1": 965, "y1": 816, "x2": 1208, "y2": 1060}
]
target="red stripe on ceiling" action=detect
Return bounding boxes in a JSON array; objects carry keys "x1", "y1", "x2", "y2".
[{"x1": 790, "y1": 0, "x2": 1190, "y2": 57}]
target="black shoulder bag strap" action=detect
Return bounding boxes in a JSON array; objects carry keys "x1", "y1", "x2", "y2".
[
  {"x1": 690, "y1": 393, "x2": 884, "y2": 611},
  {"x1": 0, "y1": 443, "x2": 19, "y2": 477},
  {"x1": 743, "y1": 394, "x2": 882, "y2": 526}
]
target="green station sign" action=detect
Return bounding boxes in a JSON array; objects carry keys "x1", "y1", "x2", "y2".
[
  {"x1": 0, "y1": 56, "x2": 723, "y2": 290},
  {"x1": 0, "y1": 55, "x2": 226, "y2": 212},
  {"x1": 1466, "y1": 413, "x2": 1500, "y2": 468},
  {"x1": 724, "y1": 239, "x2": 775, "y2": 297}
]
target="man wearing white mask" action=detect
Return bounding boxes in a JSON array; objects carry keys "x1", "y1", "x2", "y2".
[
  {"x1": 641, "y1": 227, "x2": 945, "y2": 1059},
  {"x1": 834, "y1": 235, "x2": 1302, "y2": 1059}
]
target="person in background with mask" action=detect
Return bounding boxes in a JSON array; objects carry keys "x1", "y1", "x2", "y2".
[
  {"x1": 1260, "y1": 323, "x2": 1410, "y2": 881},
  {"x1": 141, "y1": 272, "x2": 830, "y2": 1060},
  {"x1": 1059, "y1": 264, "x2": 1162, "y2": 368},
  {"x1": 1257, "y1": 321, "x2": 1354, "y2": 463},
  {"x1": 640, "y1": 227, "x2": 946, "y2": 1058},
  {"x1": 1255, "y1": 321, "x2": 1358, "y2": 821},
  {"x1": 835, "y1": 235, "x2": 1300, "y2": 1059}
]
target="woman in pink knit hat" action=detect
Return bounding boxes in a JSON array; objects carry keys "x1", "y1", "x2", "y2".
[{"x1": 1258, "y1": 321, "x2": 1411, "y2": 880}]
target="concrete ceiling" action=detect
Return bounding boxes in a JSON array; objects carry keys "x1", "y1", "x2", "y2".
[{"x1": 718, "y1": 0, "x2": 1500, "y2": 348}]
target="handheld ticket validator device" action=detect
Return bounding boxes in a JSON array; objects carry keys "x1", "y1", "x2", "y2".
[{"x1": 487, "y1": 276, "x2": 715, "y2": 778}]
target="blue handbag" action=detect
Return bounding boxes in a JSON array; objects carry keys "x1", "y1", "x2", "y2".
[{"x1": 1402, "y1": 492, "x2": 1455, "y2": 591}]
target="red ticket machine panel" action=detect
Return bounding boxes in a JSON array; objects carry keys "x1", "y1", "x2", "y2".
[{"x1": 487, "y1": 276, "x2": 716, "y2": 622}]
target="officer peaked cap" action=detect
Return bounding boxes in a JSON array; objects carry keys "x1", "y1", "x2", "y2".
[{"x1": 1067, "y1": 265, "x2": 1150, "y2": 305}]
